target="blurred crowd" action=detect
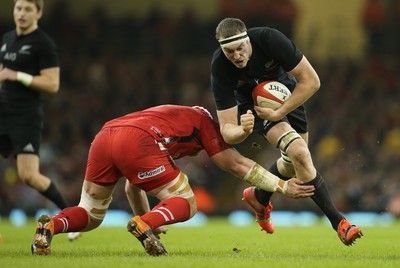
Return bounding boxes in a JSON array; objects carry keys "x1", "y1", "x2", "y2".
[{"x1": 0, "y1": 0, "x2": 399, "y2": 217}]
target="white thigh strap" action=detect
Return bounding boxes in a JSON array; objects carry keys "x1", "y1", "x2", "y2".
[{"x1": 78, "y1": 190, "x2": 112, "y2": 221}]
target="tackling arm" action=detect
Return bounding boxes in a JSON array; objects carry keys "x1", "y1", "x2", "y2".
[{"x1": 210, "y1": 148, "x2": 314, "y2": 198}]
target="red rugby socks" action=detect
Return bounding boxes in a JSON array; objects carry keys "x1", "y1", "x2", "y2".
[
  {"x1": 52, "y1": 206, "x2": 89, "y2": 234},
  {"x1": 140, "y1": 197, "x2": 191, "y2": 229}
]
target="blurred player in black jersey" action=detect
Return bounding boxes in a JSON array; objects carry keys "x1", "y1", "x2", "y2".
[
  {"x1": 210, "y1": 18, "x2": 362, "y2": 246},
  {"x1": 0, "y1": 0, "x2": 79, "y2": 239}
]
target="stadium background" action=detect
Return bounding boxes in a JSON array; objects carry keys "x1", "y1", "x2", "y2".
[{"x1": 0, "y1": 0, "x2": 399, "y2": 220}]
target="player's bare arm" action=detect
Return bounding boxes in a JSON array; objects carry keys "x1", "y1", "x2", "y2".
[
  {"x1": 0, "y1": 65, "x2": 10, "y2": 82},
  {"x1": 125, "y1": 182, "x2": 151, "y2": 216},
  {"x1": 210, "y1": 148, "x2": 314, "y2": 198},
  {"x1": 217, "y1": 106, "x2": 254, "y2": 144},
  {"x1": 34, "y1": 67, "x2": 60, "y2": 93},
  {"x1": 125, "y1": 181, "x2": 168, "y2": 237},
  {"x1": 254, "y1": 56, "x2": 320, "y2": 122},
  {"x1": 288, "y1": 56, "x2": 320, "y2": 106},
  {"x1": 0, "y1": 67, "x2": 60, "y2": 94}
]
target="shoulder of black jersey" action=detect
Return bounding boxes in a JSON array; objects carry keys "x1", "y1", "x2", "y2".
[
  {"x1": 211, "y1": 48, "x2": 222, "y2": 61},
  {"x1": 248, "y1": 26, "x2": 273, "y2": 33},
  {"x1": 35, "y1": 28, "x2": 57, "y2": 45},
  {"x1": 212, "y1": 47, "x2": 223, "y2": 56},
  {"x1": 248, "y1": 26, "x2": 291, "y2": 49},
  {"x1": 2, "y1": 30, "x2": 17, "y2": 42},
  {"x1": 248, "y1": 26, "x2": 281, "y2": 39}
]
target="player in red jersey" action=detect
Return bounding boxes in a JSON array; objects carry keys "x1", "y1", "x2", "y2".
[{"x1": 31, "y1": 105, "x2": 314, "y2": 256}]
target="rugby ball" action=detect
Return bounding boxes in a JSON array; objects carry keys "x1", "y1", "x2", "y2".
[{"x1": 252, "y1": 81, "x2": 291, "y2": 109}]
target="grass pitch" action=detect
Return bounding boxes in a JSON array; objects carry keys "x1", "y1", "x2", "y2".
[{"x1": 0, "y1": 217, "x2": 399, "y2": 268}]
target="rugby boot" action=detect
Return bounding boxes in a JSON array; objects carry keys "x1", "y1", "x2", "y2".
[
  {"x1": 337, "y1": 218, "x2": 363, "y2": 246},
  {"x1": 127, "y1": 216, "x2": 167, "y2": 256},
  {"x1": 242, "y1": 187, "x2": 274, "y2": 234},
  {"x1": 31, "y1": 214, "x2": 54, "y2": 255}
]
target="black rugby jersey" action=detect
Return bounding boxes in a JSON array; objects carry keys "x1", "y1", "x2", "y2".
[
  {"x1": 0, "y1": 28, "x2": 59, "y2": 111},
  {"x1": 211, "y1": 27, "x2": 303, "y2": 112}
]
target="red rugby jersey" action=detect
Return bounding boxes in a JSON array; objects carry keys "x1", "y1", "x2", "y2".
[{"x1": 103, "y1": 105, "x2": 232, "y2": 159}]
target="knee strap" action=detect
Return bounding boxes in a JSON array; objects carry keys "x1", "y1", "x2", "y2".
[
  {"x1": 277, "y1": 130, "x2": 301, "y2": 153},
  {"x1": 280, "y1": 150, "x2": 292, "y2": 164}
]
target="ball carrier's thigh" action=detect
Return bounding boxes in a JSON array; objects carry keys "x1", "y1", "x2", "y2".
[{"x1": 265, "y1": 122, "x2": 316, "y2": 181}]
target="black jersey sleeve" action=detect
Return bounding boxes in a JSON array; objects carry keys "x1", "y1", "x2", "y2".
[
  {"x1": 210, "y1": 49, "x2": 238, "y2": 110},
  {"x1": 37, "y1": 30, "x2": 59, "y2": 69}
]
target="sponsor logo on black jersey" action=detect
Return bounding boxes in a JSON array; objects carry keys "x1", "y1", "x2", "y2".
[
  {"x1": 3, "y1": 52, "x2": 16, "y2": 61},
  {"x1": 264, "y1": 60, "x2": 277, "y2": 71},
  {"x1": 19, "y1": 45, "x2": 31, "y2": 55},
  {"x1": 236, "y1": 80, "x2": 246, "y2": 88}
]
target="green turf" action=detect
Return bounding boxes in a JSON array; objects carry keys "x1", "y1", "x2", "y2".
[{"x1": 0, "y1": 218, "x2": 399, "y2": 268}]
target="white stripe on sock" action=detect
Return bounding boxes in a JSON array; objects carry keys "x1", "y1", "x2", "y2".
[
  {"x1": 59, "y1": 217, "x2": 69, "y2": 232},
  {"x1": 153, "y1": 209, "x2": 170, "y2": 221},
  {"x1": 158, "y1": 207, "x2": 175, "y2": 221}
]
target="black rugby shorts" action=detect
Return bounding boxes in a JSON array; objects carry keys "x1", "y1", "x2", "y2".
[{"x1": 0, "y1": 107, "x2": 43, "y2": 157}]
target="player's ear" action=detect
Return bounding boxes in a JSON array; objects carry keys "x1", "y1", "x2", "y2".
[{"x1": 36, "y1": 9, "x2": 43, "y2": 20}]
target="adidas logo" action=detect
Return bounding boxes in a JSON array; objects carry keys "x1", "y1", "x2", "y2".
[{"x1": 22, "y1": 143, "x2": 35, "y2": 152}]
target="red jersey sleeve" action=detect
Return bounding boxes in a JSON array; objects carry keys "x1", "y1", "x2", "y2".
[{"x1": 197, "y1": 110, "x2": 232, "y2": 157}]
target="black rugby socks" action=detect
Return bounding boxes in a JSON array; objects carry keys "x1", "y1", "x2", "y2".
[
  {"x1": 304, "y1": 173, "x2": 343, "y2": 230},
  {"x1": 40, "y1": 182, "x2": 69, "y2": 209}
]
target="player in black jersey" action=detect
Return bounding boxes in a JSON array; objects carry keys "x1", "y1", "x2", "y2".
[
  {"x1": 0, "y1": 0, "x2": 77, "y2": 238},
  {"x1": 210, "y1": 18, "x2": 362, "y2": 246}
]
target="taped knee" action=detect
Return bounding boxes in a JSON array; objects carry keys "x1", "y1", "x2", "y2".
[
  {"x1": 78, "y1": 190, "x2": 112, "y2": 221},
  {"x1": 154, "y1": 172, "x2": 197, "y2": 217},
  {"x1": 277, "y1": 130, "x2": 301, "y2": 153}
]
